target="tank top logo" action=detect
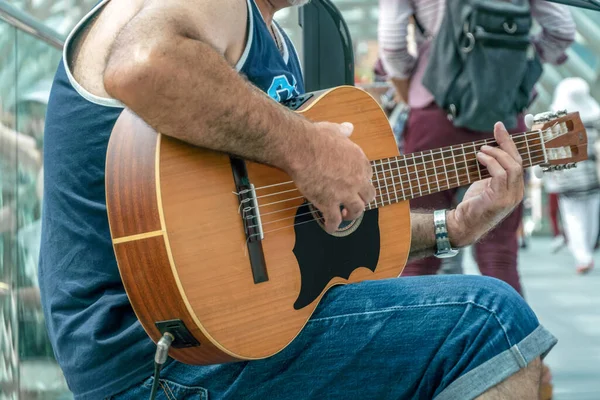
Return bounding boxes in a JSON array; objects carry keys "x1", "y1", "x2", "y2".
[{"x1": 268, "y1": 74, "x2": 300, "y2": 102}]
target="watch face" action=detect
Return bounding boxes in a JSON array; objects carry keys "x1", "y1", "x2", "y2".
[{"x1": 435, "y1": 249, "x2": 460, "y2": 259}]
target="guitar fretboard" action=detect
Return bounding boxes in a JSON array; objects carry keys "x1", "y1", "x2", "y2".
[{"x1": 366, "y1": 130, "x2": 544, "y2": 209}]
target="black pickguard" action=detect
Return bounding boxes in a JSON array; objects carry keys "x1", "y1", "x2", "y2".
[{"x1": 292, "y1": 204, "x2": 381, "y2": 310}]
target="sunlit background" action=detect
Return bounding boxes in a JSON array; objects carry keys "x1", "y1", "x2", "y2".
[{"x1": 1, "y1": 0, "x2": 600, "y2": 398}]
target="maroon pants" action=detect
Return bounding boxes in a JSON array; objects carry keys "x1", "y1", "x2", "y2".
[
  {"x1": 402, "y1": 105, "x2": 524, "y2": 295},
  {"x1": 548, "y1": 193, "x2": 561, "y2": 237}
]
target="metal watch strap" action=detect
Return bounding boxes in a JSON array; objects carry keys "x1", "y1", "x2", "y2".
[{"x1": 434, "y1": 210, "x2": 459, "y2": 259}]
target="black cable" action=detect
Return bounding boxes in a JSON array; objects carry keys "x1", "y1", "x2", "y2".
[
  {"x1": 149, "y1": 362, "x2": 163, "y2": 400},
  {"x1": 148, "y1": 333, "x2": 175, "y2": 400}
]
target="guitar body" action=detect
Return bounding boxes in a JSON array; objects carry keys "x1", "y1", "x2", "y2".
[{"x1": 106, "y1": 86, "x2": 411, "y2": 365}]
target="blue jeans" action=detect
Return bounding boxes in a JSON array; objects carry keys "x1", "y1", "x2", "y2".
[{"x1": 109, "y1": 275, "x2": 556, "y2": 400}]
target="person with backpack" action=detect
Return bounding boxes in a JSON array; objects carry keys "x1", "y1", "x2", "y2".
[
  {"x1": 378, "y1": 0, "x2": 575, "y2": 295},
  {"x1": 546, "y1": 77, "x2": 600, "y2": 274}
]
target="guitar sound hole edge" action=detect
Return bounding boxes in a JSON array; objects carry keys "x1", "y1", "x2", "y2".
[{"x1": 307, "y1": 203, "x2": 364, "y2": 238}]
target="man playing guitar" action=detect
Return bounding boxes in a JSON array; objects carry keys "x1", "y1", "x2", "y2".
[{"x1": 39, "y1": 0, "x2": 555, "y2": 398}]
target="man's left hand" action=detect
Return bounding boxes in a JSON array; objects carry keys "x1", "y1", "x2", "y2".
[{"x1": 447, "y1": 122, "x2": 524, "y2": 247}]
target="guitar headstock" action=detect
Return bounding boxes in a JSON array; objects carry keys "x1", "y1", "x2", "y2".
[{"x1": 532, "y1": 110, "x2": 588, "y2": 171}]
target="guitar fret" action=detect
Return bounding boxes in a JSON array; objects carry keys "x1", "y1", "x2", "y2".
[
  {"x1": 461, "y1": 143, "x2": 471, "y2": 184},
  {"x1": 411, "y1": 153, "x2": 422, "y2": 197},
  {"x1": 538, "y1": 129, "x2": 548, "y2": 164},
  {"x1": 442, "y1": 150, "x2": 450, "y2": 190},
  {"x1": 406, "y1": 157, "x2": 415, "y2": 199},
  {"x1": 396, "y1": 158, "x2": 406, "y2": 200},
  {"x1": 422, "y1": 152, "x2": 431, "y2": 194},
  {"x1": 430, "y1": 149, "x2": 440, "y2": 192},
  {"x1": 524, "y1": 133, "x2": 531, "y2": 167},
  {"x1": 378, "y1": 160, "x2": 386, "y2": 207},
  {"x1": 383, "y1": 160, "x2": 392, "y2": 205},
  {"x1": 387, "y1": 158, "x2": 399, "y2": 204},
  {"x1": 451, "y1": 147, "x2": 460, "y2": 185},
  {"x1": 373, "y1": 160, "x2": 383, "y2": 208},
  {"x1": 473, "y1": 143, "x2": 482, "y2": 181}
]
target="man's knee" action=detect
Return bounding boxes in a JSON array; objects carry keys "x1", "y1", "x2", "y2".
[
  {"x1": 464, "y1": 275, "x2": 539, "y2": 342},
  {"x1": 448, "y1": 275, "x2": 539, "y2": 330}
]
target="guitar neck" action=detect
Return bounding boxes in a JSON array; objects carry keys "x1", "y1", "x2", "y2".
[{"x1": 366, "y1": 130, "x2": 545, "y2": 210}]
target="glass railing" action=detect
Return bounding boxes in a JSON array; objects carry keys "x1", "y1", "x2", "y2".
[{"x1": 0, "y1": 2, "x2": 72, "y2": 399}]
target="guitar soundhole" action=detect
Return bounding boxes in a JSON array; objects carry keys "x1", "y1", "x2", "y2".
[{"x1": 308, "y1": 204, "x2": 364, "y2": 237}]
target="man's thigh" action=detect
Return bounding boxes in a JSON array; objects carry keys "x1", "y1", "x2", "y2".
[{"x1": 112, "y1": 275, "x2": 554, "y2": 400}]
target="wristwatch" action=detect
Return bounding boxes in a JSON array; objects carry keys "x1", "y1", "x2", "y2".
[{"x1": 434, "y1": 210, "x2": 459, "y2": 259}]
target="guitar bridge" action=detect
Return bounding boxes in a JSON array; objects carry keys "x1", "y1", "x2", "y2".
[
  {"x1": 230, "y1": 157, "x2": 269, "y2": 284},
  {"x1": 238, "y1": 184, "x2": 264, "y2": 242}
]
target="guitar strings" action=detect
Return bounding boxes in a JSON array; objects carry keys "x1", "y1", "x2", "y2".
[
  {"x1": 249, "y1": 146, "x2": 545, "y2": 221},
  {"x1": 249, "y1": 152, "x2": 548, "y2": 232},
  {"x1": 242, "y1": 124, "x2": 570, "y2": 236},
  {"x1": 252, "y1": 168, "x2": 543, "y2": 238},
  {"x1": 251, "y1": 149, "x2": 542, "y2": 238},
  {"x1": 253, "y1": 160, "x2": 544, "y2": 232},
  {"x1": 249, "y1": 129, "x2": 549, "y2": 193},
  {"x1": 251, "y1": 144, "x2": 546, "y2": 212},
  {"x1": 249, "y1": 134, "x2": 548, "y2": 207}
]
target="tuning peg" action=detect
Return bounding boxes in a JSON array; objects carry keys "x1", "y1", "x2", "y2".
[
  {"x1": 542, "y1": 165, "x2": 570, "y2": 172},
  {"x1": 541, "y1": 166, "x2": 555, "y2": 173},
  {"x1": 533, "y1": 113, "x2": 551, "y2": 124},
  {"x1": 525, "y1": 114, "x2": 535, "y2": 129},
  {"x1": 536, "y1": 164, "x2": 577, "y2": 174},
  {"x1": 536, "y1": 164, "x2": 554, "y2": 175}
]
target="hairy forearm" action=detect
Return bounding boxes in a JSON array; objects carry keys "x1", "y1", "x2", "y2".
[
  {"x1": 104, "y1": 30, "x2": 311, "y2": 174},
  {"x1": 408, "y1": 212, "x2": 436, "y2": 261}
]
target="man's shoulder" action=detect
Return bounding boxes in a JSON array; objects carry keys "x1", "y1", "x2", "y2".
[
  {"x1": 69, "y1": 0, "x2": 143, "y2": 99},
  {"x1": 70, "y1": 0, "x2": 248, "y2": 99}
]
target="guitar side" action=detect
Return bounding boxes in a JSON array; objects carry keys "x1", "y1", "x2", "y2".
[{"x1": 106, "y1": 86, "x2": 411, "y2": 365}]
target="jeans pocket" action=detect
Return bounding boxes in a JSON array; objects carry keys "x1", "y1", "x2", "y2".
[
  {"x1": 111, "y1": 377, "x2": 208, "y2": 400},
  {"x1": 147, "y1": 377, "x2": 208, "y2": 400}
]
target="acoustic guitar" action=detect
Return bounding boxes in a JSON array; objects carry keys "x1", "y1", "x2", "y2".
[{"x1": 105, "y1": 86, "x2": 587, "y2": 365}]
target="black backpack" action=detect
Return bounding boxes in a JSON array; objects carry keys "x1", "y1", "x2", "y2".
[{"x1": 419, "y1": 0, "x2": 543, "y2": 131}]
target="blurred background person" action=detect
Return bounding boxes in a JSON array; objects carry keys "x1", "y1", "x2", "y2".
[
  {"x1": 546, "y1": 77, "x2": 600, "y2": 274},
  {"x1": 377, "y1": 0, "x2": 575, "y2": 297},
  {"x1": 378, "y1": 5, "x2": 574, "y2": 397},
  {"x1": 543, "y1": 166, "x2": 566, "y2": 253}
]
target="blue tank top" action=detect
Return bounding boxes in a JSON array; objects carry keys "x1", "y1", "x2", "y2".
[{"x1": 39, "y1": 1, "x2": 304, "y2": 398}]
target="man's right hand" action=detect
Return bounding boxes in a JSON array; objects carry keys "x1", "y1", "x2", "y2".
[{"x1": 289, "y1": 122, "x2": 376, "y2": 234}]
